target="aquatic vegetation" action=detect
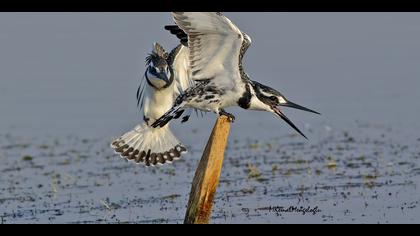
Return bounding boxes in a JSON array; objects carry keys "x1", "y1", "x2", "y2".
[
  {"x1": 246, "y1": 163, "x2": 262, "y2": 179},
  {"x1": 22, "y1": 155, "x2": 33, "y2": 161}
]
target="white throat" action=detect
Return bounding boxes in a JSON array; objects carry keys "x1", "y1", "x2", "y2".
[{"x1": 248, "y1": 88, "x2": 271, "y2": 112}]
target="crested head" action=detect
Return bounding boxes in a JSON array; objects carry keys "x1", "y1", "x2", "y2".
[
  {"x1": 145, "y1": 42, "x2": 169, "y2": 67},
  {"x1": 144, "y1": 42, "x2": 173, "y2": 89}
]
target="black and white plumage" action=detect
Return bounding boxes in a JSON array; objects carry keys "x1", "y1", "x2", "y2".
[
  {"x1": 152, "y1": 12, "x2": 320, "y2": 139},
  {"x1": 111, "y1": 42, "x2": 193, "y2": 166}
]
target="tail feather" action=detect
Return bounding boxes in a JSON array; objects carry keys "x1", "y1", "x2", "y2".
[{"x1": 111, "y1": 123, "x2": 187, "y2": 166}]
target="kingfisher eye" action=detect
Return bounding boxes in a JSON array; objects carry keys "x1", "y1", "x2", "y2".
[
  {"x1": 150, "y1": 67, "x2": 157, "y2": 74},
  {"x1": 270, "y1": 96, "x2": 277, "y2": 101}
]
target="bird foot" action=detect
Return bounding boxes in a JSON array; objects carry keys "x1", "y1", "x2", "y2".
[{"x1": 219, "y1": 109, "x2": 235, "y2": 123}]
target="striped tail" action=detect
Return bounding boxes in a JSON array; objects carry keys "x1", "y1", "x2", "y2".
[{"x1": 111, "y1": 123, "x2": 187, "y2": 166}]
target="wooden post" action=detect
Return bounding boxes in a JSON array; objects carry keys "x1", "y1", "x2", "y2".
[{"x1": 184, "y1": 116, "x2": 231, "y2": 224}]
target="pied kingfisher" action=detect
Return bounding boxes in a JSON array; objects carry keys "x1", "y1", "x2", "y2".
[
  {"x1": 111, "y1": 42, "x2": 194, "y2": 166},
  {"x1": 152, "y1": 12, "x2": 320, "y2": 138}
]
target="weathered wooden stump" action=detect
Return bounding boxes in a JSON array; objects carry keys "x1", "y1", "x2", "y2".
[{"x1": 184, "y1": 116, "x2": 231, "y2": 224}]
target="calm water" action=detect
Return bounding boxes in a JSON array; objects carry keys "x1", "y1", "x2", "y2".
[{"x1": 0, "y1": 13, "x2": 420, "y2": 223}]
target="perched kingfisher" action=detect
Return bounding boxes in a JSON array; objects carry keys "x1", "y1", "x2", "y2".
[
  {"x1": 152, "y1": 12, "x2": 320, "y2": 139},
  {"x1": 111, "y1": 42, "x2": 194, "y2": 166}
]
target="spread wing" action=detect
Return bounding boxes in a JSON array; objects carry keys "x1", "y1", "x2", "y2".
[
  {"x1": 167, "y1": 44, "x2": 194, "y2": 97},
  {"x1": 171, "y1": 12, "x2": 246, "y2": 87},
  {"x1": 165, "y1": 25, "x2": 188, "y2": 47},
  {"x1": 137, "y1": 43, "x2": 202, "y2": 118},
  {"x1": 136, "y1": 71, "x2": 147, "y2": 110},
  {"x1": 168, "y1": 43, "x2": 204, "y2": 118}
]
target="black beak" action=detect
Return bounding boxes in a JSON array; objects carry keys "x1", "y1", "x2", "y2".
[
  {"x1": 271, "y1": 100, "x2": 319, "y2": 139},
  {"x1": 281, "y1": 101, "x2": 321, "y2": 115},
  {"x1": 272, "y1": 106, "x2": 308, "y2": 139},
  {"x1": 157, "y1": 72, "x2": 170, "y2": 84}
]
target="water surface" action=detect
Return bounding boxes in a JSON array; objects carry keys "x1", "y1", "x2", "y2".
[{"x1": 0, "y1": 13, "x2": 419, "y2": 223}]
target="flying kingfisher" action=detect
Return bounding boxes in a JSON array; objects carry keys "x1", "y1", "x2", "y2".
[
  {"x1": 111, "y1": 42, "x2": 194, "y2": 166},
  {"x1": 152, "y1": 12, "x2": 320, "y2": 139}
]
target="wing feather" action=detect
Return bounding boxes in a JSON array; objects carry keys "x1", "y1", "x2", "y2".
[
  {"x1": 169, "y1": 44, "x2": 193, "y2": 97},
  {"x1": 171, "y1": 12, "x2": 245, "y2": 87},
  {"x1": 136, "y1": 73, "x2": 147, "y2": 109}
]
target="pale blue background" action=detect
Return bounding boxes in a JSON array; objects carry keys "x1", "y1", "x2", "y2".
[{"x1": 1, "y1": 13, "x2": 419, "y2": 140}]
